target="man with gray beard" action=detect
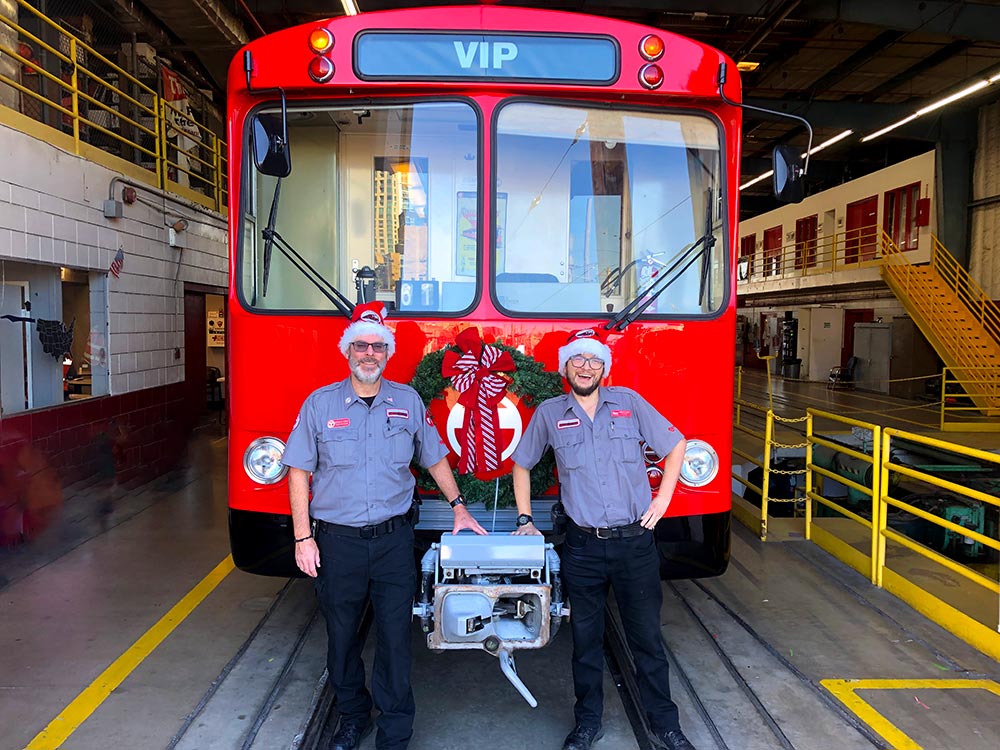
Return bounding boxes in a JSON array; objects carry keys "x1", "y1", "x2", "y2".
[{"x1": 283, "y1": 302, "x2": 486, "y2": 750}]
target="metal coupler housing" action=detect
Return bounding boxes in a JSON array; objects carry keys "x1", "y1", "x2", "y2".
[{"x1": 413, "y1": 533, "x2": 567, "y2": 707}]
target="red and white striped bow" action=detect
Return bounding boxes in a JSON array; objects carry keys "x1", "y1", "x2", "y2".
[{"x1": 442, "y1": 327, "x2": 516, "y2": 478}]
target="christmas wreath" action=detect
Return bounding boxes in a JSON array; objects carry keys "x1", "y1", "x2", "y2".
[{"x1": 409, "y1": 335, "x2": 564, "y2": 509}]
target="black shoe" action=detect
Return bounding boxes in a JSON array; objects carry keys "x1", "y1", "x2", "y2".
[
  {"x1": 562, "y1": 724, "x2": 604, "y2": 750},
  {"x1": 653, "y1": 728, "x2": 697, "y2": 750},
  {"x1": 330, "y1": 719, "x2": 373, "y2": 750}
]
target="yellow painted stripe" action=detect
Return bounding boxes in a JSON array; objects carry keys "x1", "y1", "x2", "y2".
[
  {"x1": 822, "y1": 678, "x2": 1000, "y2": 750},
  {"x1": 25, "y1": 555, "x2": 235, "y2": 750}
]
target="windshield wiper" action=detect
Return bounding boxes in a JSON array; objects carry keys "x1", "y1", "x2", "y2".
[
  {"x1": 254, "y1": 179, "x2": 354, "y2": 318},
  {"x1": 606, "y1": 191, "x2": 715, "y2": 331}
]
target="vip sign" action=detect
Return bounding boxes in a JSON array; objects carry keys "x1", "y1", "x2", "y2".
[{"x1": 428, "y1": 389, "x2": 529, "y2": 478}]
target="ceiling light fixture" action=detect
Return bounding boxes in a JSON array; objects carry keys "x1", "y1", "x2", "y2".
[
  {"x1": 739, "y1": 130, "x2": 854, "y2": 190},
  {"x1": 341, "y1": 0, "x2": 359, "y2": 16},
  {"x1": 737, "y1": 61, "x2": 760, "y2": 72},
  {"x1": 861, "y1": 75, "x2": 997, "y2": 143}
]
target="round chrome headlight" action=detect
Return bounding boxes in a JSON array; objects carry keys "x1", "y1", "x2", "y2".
[
  {"x1": 243, "y1": 437, "x2": 288, "y2": 484},
  {"x1": 679, "y1": 439, "x2": 718, "y2": 487}
]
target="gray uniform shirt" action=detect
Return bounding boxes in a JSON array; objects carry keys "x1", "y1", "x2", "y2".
[
  {"x1": 511, "y1": 386, "x2": 684, "y2": 528},
  {"x1": 283, "y1": 378, "x2": 448, "y2": 527}
]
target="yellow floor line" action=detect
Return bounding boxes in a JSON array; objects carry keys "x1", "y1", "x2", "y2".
[
  {"x1": 24, "y1": 555, "x2": 236, "y2": 750},
  {"x1": 822, "y1": 678, "x2": 1000, "y2": 750}
]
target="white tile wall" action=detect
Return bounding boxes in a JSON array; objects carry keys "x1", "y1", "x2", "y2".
[{"x1": 0, "y1": 122, "x2": 228, "y2": 398}]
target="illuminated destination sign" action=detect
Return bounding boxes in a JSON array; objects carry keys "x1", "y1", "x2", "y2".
[{"x1": 355, "y1": 33, "x2": 619, "y2": 83}]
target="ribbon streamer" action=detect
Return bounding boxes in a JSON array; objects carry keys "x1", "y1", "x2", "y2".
[{"x1": 442, "y1": 327, "x2": 515, "y2": 478}]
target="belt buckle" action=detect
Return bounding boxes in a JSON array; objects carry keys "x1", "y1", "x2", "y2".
[
  {"x1": 595, "y1": 526, "x2": 612, "y2": 540},
  {"x1": 359, "y1": 525, "x2": 375, "y2": 539}
]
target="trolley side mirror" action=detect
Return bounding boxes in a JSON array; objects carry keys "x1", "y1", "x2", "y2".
[
  {"x1": 251, "y1": 113, "x2": 291, "y2": 178},
  {"x1": 773, "y1": 145, "x2": 805, "y2": 204}
]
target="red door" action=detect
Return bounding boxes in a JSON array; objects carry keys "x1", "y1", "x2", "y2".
[
  {"x1": 794, "y1": 215, "x2": 817, "y2": 270},
  {"x1": 739, "y1": 233, "x2": 755, "y2": 280},
  {"x1": 845, "y1": 196, "x2": 877, "y2": 264},
  {"x1": 763, "y1": 225, "x2": 782, "y2": 277}
]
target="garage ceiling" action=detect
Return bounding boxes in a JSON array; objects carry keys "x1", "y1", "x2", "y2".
[{"x1": 82, "y1": 0, "x2": 1000, "y2": 217}]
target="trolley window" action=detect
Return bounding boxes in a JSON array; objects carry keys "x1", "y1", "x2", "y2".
[
  {"x1": 493, "y1": 102, "x2": 725, "y2": 317},
  {"x1": 240, "y1": 101, "x2": 480, "y2": 314}
]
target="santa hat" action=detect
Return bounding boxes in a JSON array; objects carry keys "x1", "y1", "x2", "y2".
[
  {"x1": 558, "y1": 328, "x2": 612, "y2": 376},
  {"x1": 339, "y1": 302, "x2": 396, "y2": 358}
]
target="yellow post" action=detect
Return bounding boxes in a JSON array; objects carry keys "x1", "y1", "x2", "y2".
[
  {"x1": 212, "y1": 135, "x2": 221, "y2": 211},
  {"x1": 735, "y1": 366, "x2": 743, "y2": 428},
  {"x1": 869, "y1": 424, "x2": 882, "y2": 585},
  {"x1": 760, "y1": 409, "x2": 773, "y2": 541},
  {"x1": 156, "y1": 98, "x2": 166, "y2": 189},
  {"x1": 876, "y1": 430, "x2": 890, "y2": 588},
  {"x1": 69, "y1": 38, "x2": 80, "y2": 153},
  {"x1": 805, "y1": 412, "x2": 813, "y2": 541}
]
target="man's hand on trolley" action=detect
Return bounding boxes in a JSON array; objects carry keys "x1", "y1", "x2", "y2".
[
  {"x1": 295, "y1": 537, "x2": 321, "y2": 577},
  {"x1": 452, "y1": 504, "x2": 488, "y2": 536},
  {"x1": 512, "y1": 521, "x2": 541, "y2": 536}
]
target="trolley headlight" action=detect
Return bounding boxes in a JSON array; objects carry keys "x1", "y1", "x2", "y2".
[
  {"x1": 679, "y1": 439, "x2": 718, "y2": 487},
  {"x1": 243, "y1": 437, "x2": 288, "y2": 484}
]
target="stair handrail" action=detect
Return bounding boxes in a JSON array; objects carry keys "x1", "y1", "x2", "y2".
[{"x1": 931, "y1": 236, "x2": 1000, "y2": 345}]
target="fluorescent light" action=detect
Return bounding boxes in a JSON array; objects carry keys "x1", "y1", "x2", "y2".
[
  {"x1": 739, "y1": 130, "x2": 854, "y2": 191},
  {"x1": 862, "y1": 74, "x2": 999, "y2": 142},
  {"x1": 916, "y1": 80, "x2": 989, "y2": 115},
  {"x1": 341, "y1": 0, "x2": 359, "y2": 15},
  {"x1": 808, "y1": 129, "x2": 853, "y2": 155},
  {"x1": 861, "y1": 113, "x2": 919, "y2": 142},
  {"x1": 740, "y1": 170, "x2": 773, "y2": 190}
]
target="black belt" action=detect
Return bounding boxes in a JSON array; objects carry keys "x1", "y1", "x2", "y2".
[
  {"x1": 570, "y1": 519, "x2": 647, "y2": 540},
  {"x1": 315, "y1": 514, "x2": 408, "y2": 539}
]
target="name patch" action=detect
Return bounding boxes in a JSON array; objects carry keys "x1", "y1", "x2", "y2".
[
  {"x1": 557, "y1": 418, "x2": 581, "y2": 430},
  {"x1": 386, "y1": 408, "x2": 410, "y2": 419},
  {"x1": 328, "y1": 418, "x2": 350, "y2": 429},
  {"x1": 611, "y1": 410, "x2": 632, "y2": 418}
]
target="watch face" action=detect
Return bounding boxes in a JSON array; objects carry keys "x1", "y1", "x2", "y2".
[{"x1": 516, "y1": 514, "x2": 533, "y2": 526}]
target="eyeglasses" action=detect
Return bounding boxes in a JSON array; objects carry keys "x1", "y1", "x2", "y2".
[
  {"x1": 350, "y1": 341, "x2": 389, "y2": 353},
  {"x1": 569, "y1": 356, "x2": 605, "y2": 370}
]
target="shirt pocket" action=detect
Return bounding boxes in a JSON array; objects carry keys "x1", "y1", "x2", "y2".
[
  {"x1": 553, "y1": 429, "x2": 586, "y2": 470},
  {"x1": 383, "y1": 420, "x2": 417, "y2": 466},
  {"x1": 319, "y1": 428, "x2": 359, "y2": 468},
  {"x1": 610, "y1": 420, "x2": 643, "y2": 464}
]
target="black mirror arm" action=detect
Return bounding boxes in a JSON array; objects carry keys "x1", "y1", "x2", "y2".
[{"x1": 717, "y1": 62, "x2": 813, "y2": 175}]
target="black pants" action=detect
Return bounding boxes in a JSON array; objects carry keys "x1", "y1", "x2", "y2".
[
  {"x1": 314, "y1": 522, "x2": 416, "y2": 750},
  {"x1": 562, "y1": 522, "x2": 680, "y2": 734}
]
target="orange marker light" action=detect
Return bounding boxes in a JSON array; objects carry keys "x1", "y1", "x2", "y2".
[
  {"x1": 639, "y1": 64, "x2": 663, "y2": 90},
  {"x1": 308, "y1": 56, "x2": 335, "y2": 83},
  {"x1": 308, "y1": 28, "x2": 334, "y2": 54},
  {"x1": 639, "y1": 34, "x2": 664, "y2": 62}
]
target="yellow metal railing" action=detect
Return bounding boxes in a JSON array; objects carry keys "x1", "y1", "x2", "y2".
[
  {"x1": 0, "y1": 0, "x2": 226, "y2": 212},
  {"x1": 805, "y1": 409, "x2": 882, "y2": 584},
  {"x1": 878, "y1": 428, "x2": 1000, "y2": 659},
  {"x1": 882, "y1": 234, "x2": 1000, "y2": 414},
  {"x1": 940, "y1": 367, "x2": 1000, "y2": 430},
  {"x1": 739, "y1": 224, "x2": 887, "y2": 285},
  {"x1": 930, "y1": 236, "x2": 1000, "y2": 345}
]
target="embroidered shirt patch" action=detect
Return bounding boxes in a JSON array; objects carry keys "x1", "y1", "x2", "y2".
[
  {"x1": 386, "y1": 408, "x2": 409, "y2": 419},
  {"x1": 557, "y1": 418, "x2": 581, "y2": 430},
  {"x1": 328, "y1": 418, "x2": 350, "y2": 429},
  {"x1": 611, "y1": 409, "x2": 632, "y2": 418}
]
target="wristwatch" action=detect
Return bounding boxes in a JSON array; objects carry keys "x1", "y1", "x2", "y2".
[
  {"x1": 516, "y1": 513, "x2": 534, "y2": 527},
  {"x1": 449, "y1": 494, "x2": 467, "y2": 508}
]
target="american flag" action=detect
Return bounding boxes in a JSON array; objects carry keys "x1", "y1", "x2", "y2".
[{"x1": 109, "y1": 247, "x2": 125, "y2": 278}]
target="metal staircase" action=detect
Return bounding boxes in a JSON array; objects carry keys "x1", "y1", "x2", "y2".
[{"x1": 880, "y1": 233, "x2": 1000, "y2": 416}]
